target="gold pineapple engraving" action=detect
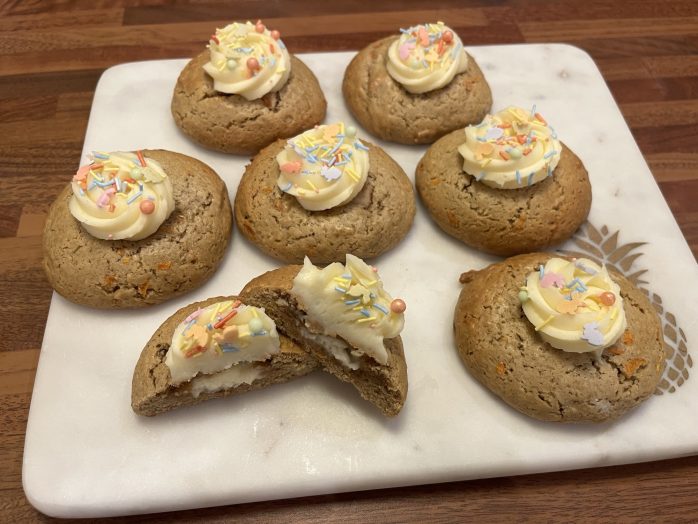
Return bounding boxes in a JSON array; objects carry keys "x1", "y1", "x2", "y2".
[{"x1": 563, "y1": 222, "x2": 691, "y2": 394}]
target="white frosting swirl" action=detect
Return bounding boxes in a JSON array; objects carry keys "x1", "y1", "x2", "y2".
[
  {"x1": 519, "y1": 258, "x2": 627, "y2": 356},
  {"x1": 458, "y1": 106, "x2": 562, "y2": 189},
  {"x1": 202, "y1": 20, "x2": 291, "y2": 100},
  {"x1": 386, "y1": 22, "x2": 468, "y2": 94},
  {"x1": 165, "y1": 299, "x2": 280, "y2": 385},
  {"x1": 291, "y1": 255, "x2": 405, "y2": 366},
  {"x1": 276, "y1": 123, "x2": 370, "y2": 211},
  {"x1": 68, "y1": 151, "x2": 175, "y2": 241}
]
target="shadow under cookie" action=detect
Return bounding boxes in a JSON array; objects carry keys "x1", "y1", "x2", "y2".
[
  {"x1": 234, "y1": 139, "x2": 416, "y2": 264},
  {"x1": 342, "y1": 36, "x2": 492, "y2": 145},
  {"x1": 172, "y1": 52, "x2": 327, "y2": 155},
  {"x1": 416, "y1": 129, "x2": 592, "y2": 256},
  {"x1": 43, "y1": 150, "x2": 233, "y2": 309},
  {"x1": 454, "y1": 253, "x2": 666, "y2": 423}
]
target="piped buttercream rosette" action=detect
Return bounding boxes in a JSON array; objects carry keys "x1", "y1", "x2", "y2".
[
  {"x1": 68, "y1": 151, "x2": 175, "y2": 241},
  {"x1": 202, "y1": 20, "x2": 291, "y2": 100},
  {"x1": 165, "y1": 300, "x2": 280, "y2": 385},
  {"x1": 519, "y1": 257, "x2": 627, "y2": 356},
  {"x1": 386, "y1": 21, "x2": 468, "y2": 94},
  {"x1": 275, "y1": 123, "x2": 370, "y2": 211},
  {"x1": 458, "y1": 106, "x2": 562, "y2": 189},
  {"x1": 291, "y1": 254, "x2": 406, "y2": 365}
]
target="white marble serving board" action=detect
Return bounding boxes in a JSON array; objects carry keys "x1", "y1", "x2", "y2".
[{"x1": 23, "y1": 45, "x2": 698, "y2": 518}]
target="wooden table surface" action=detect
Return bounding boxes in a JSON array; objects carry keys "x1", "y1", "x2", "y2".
[{"x1": 2, "y1": 0, "x2": 697, "y2": 521}]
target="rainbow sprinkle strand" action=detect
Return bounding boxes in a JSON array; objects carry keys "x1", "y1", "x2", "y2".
[{"x1": 332, "y1": 268, "x2": 391, "y2": 327}]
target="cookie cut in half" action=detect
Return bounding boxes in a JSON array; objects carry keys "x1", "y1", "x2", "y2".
[
  {"x1": 454, "y1": 253, "x2": 665, "y2": 423},
  {"x1": 172, "y1": 20, "x2": 326, "y2": 155},
  {"x1": 416, "y1": 106, "x2": 591, "y2": 255},
  {"x1": 234, "y1": 122, "x2": 415, "y2": 263},
  {"x1": 240, "y1": 255, "x2": 409, "y2": 416},
  {"x1": 343, "y1": 22, "x2": 491, "y2": 144},
  {"x1": 43, "y1": 149, "x2": 232, "y2": 308},
  {"x1": 132, "y1": 296, "x2": 319, "y2": 416}
]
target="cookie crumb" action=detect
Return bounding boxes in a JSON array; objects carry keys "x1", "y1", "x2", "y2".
[
  {"x1": 138, "y1": 280, "x2": 151, "y2": 298},
  {"x1": 496, "y1": 361, "x2": 506, "y2": 376},
  {"x1": 606, "y1": 345, "x2": 625, "y2": 356},
  {"x1": 622, "y1": 330, "x2": 634, "y2": 345},
  {"x1": 157, "y1": 261, "x2": 172, "y2": 270}
]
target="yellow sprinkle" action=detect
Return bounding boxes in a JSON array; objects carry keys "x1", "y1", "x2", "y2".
[
  {"x1": 306, "y1": 180, "x2": 319, "y2": 192},
  {"x1": 481, "y1": 158, "x2": 492, "y2": 167},
  {"x1": 251, "y1": 307, "x2": 259, "y2": 318},
  {"x1": 364, "y1": 280, "x2": 377, "y2": 286},
  {"x1": 352, "y1": 305, "x2": 363, "y2": 311},
  {"x1": 346, "y1": 170, "x2": 359, "y2": 182},
  {"x1": 611, "y1": 307, "x2": 618, "y2": 320},
  {"x1": 535, "y1": 315, "x2": 554, "y2": 331},
  {"x1": 357, "y1": 317, "x2": 376, "y2": 323}
]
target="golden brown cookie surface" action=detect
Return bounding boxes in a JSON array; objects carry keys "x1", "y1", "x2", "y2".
[
  {"x1": 234, "y1": 139, "x2": 416, "y2": 264},
  {"x1": 416, "y1": 130, "x2": 592, "y2": 255},
  {"x1": 342, "y1": 36, "x2": 492, "y2": 144},
  {"x1": 43, "y1": 150, "x2": 233, "y2": 309},
  {"x1": 172, "y1": 52, "x2": 327, "y2": 155},
  {"x1": 454, "y1": 253, "x2": 666, "y2": 423}
]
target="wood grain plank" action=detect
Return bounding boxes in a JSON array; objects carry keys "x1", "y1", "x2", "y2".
[
  {"x1": 647, "y1": 153, "x2": 698, "y2": 182},
  {"x1": 0, "y1": 349, "x2": 40, "y2": 396},
  {"x1": 520, "y1": 16, "x2": 698, "y2": 41},
  {"x1": 0, "y1": 7, "x2": 123, "y2": 31},
  {"x1": 621, "y1": 100, "x2": 698, "y2": 127}
]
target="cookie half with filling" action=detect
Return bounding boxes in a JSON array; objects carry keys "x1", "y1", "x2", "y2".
[
  {"x1": 172, "y1": 20, "x2": 326, "y2": 155},
  {"x1": 234, "y1": 122, "x2": 415, "y2": 263},
  {"x1": 416, "y1": 106, "x2": 592, "y2": 255},
  {"x1": 132, "y1": 296, "x2": 318, "y2": 416},
  {"x1": 240, "y1": 254, "x2": 408, "y2": 417},
  {"x1": 43, "y1": 150, "x2": 232, "y2": 308},
  {"x1": 342, "y1": 22, "x2": 492, "y2": 144},
  {"x1": 454, "y1": 253, "x2": 665, "y2": 423}
]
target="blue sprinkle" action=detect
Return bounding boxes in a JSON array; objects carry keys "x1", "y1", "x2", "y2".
[
  {"x1": 252, "y1": 330, "x2": 268, "y2": 337},
  {"x1": 335, "y1": 286, "x2": 346, "y2": 293},
  {"x1": 221, "y1": 344, "x2": 239, "y2": 353},
  {"x1": 515, "y1": 170, "x2": 521, "y2": 185},
  {"x1": 87, "y1": 181, "x2": 96, "y2": 190},
  {"x1": 126, "y1": 190, "x2": 143, "y2": 204},
  {"x1": 354, "y1": 140, "x2": 369, "y2": 151},
  {"x1": 306, "y1": 154, "x2": 318, "y2": 164},
  {"x1": 182, "y1": 318, "x2": 196, "y2": 335},
  {"x1": 281, "y1": 182, "x2": 292, "y2": 192},
  {"x1": 79, "y1": 188, "x2": 85, "y2": 196},
  {"x1": 278, "y1": 40, "x2": 286, "y2": 49},
  {"x1": 547, "y1": 165, "x2": 553, "y2": 178},
  {"x1": 344, "y1": 299, "x2": 361, "y2": 306},
  {"x1": 360, "y1": 309, "x2": 371, "y2": 317},
  {"x1": 527, "y1": 173, "x2": 534, "y2": 186},
  {"x1": 530, "y1": 104, "x2": 537, "y2": 117},
  {"x1": 476, "y1": 137, "x2": 486, "y2": 142},
  {"x1": 93, "y1": 152, "x2": 109, "y2": 159},
  {"x1": 399, "y1": 27, "x2": 411, "y2": 34},
  {"x1": 94, "y1": 179, "x2": 115, "y2": 188},
  {"x1": 539, "y1": 265, "x2": 545, "y2": 279},
  {"x1": 543, "y1": 150, "x2": 558, "y2": 159},
  {"x1": 476, "y1": 172, "x2": 486, "y2": 181},
  {"x1": 342, "y1": 273, "x2": 352, "y2": 279},
  {"x1": 550, "y1": 126, "x2": 558, "y2": 139},
  {"x1": 373, "y1": 303, "x2": 389, "y2": 315},
  {"x1": 305, "y1": 145, "x2": 319, "y2": 152}
]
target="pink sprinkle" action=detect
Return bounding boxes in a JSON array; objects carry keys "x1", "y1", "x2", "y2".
[
  {"x1": 540, "y1": 272, "x2": 565, "y2": 288},
  {"x1": 96, "y1": 187, "x2": 115, "y2": 208},
  {"x1": 280, "y1": 161, "x2": 302, "y2": 174},
  {"x1": 399, "y1": 42, "x2": 414, "y2": 60},
  {"x1": 184, "y1": 308, "x2": 203, "y2": 323}
]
